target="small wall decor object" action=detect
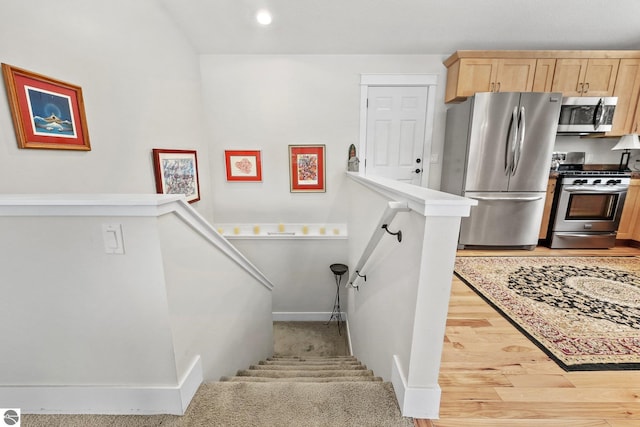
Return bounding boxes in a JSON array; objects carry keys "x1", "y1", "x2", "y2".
[
  {"x1": 2, "y1": 63, "x2": 91, "y2": 150},
  {"x1": 347, "y1": 143, "x2": 359, "y2": 172},
  {"x1": 225, "y1": 150, "x2": 262, "y2": 181},
  {"x1": 289, "y1": 144, "x2": 326, "y2": 192},
  {"x1": 152, "y1": 149, "x2": 200, "y2": 203}
]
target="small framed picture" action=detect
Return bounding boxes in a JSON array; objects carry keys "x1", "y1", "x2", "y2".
[
  {"x1": 152, "y1": 149, "x2": 200, "y2": 203},
  {"x1": 289, "y1": 145, "x2": 326, "y2": 193},
  {"x1": 2, "y1": 63, "x2": 91, "y2": 150},
  {"x1": 225, "y1": 150, "x2": 262, "y2": 182}
]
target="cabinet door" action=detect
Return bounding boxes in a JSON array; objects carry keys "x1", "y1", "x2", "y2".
[
  {"x1": 582, "y1": 58, "x2": 619, "y2": 96},
  {"x1": 551, "y1": 59, "x2": 588, "y2": 96},
  {"x1": 532, "y1": 59, "x2": 556, "y2": 92},
  {"x1": 495, "y1": 59, "x2": 536, "y2": 92},
  {"x1": 609, "y1": 59, "x2": 640, "y2": 136},
  {"x1": 619, "y1": 179, "x2": 640, "y2": 240},
  {"x1": 456, "y1": 58, "x2": 498, "y2": 98},
  {"x1": 539, "y1": 177, "x2": 557, "y2": 239}
]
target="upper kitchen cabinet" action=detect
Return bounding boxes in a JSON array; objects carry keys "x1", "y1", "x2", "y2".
[
  {"x1": 551, "y1": 58, "x2": 619, "y2": 97},
  {"x1": 532, "y1": 59, "x2": 556, "y2": 92},
  {"x1": 445, "y1": 57, "x2": 537, "y2": 103},
  {"x1": 608, "y1": 59, "x2": 640, "y2": 136}
]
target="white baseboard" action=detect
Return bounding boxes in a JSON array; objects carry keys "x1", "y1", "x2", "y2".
[
  {"x1": 272, "y1": 312, "x2": 346, "y2": 322},
  {"x1": 2, "y1": 356, "x2": 203, "y2": 415},
  {"x1": 391, "y1": 355, "x2": 441, "y2": 419}
]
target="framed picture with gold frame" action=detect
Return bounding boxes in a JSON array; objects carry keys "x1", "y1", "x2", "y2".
[{"x1": 1, "y1": 63, "x2": 90, "y2": 150}]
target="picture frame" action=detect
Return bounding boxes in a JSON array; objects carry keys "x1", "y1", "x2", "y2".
[
  {"x1": 289, "y1": 144, "x2": 326, "y2": 192},
  {"x1": 225, "y1": 150, "x2": 262, "y2": 182},
  {"x1": 1, "y1": 63, "x2": 90, "y2": 150},
  {"x1": 152, "y1": 149, "x2": 201, "y2": 203}
]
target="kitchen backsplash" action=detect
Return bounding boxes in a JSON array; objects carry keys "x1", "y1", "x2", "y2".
[{"x1": 554, "y1": 135, "x2": 640, "y2": 170}]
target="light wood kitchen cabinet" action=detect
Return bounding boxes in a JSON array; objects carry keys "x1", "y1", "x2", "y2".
[
  {"x1": 618, "y1": 178, "x2": 640, "y2": 240},
  {"x1": 445, "y1": 58, "x2": 537, "y2": 103},
  {"x1": 551, "y1": 58, "x2": 619, "y2": 97},
  {"x1": 539, "y1": 177, "x2": 557, "y2": 240},
  {"x1": 608, "y1": 59, "x2": 640, "y2": 136},
  {"x1": 532, "y1": 59, "x2": 556, "y2": 92}
]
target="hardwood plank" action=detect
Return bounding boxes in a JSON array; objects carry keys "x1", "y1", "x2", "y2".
[
  {"x1": 437, "y1": 401, "x2": 640, "y2": 419},
  {"x1": 494, "y1": 387, "x2": 640, "y2": 402},
  {"x1": 431, "y1": 420, "x2": 610, "y2": 427}
]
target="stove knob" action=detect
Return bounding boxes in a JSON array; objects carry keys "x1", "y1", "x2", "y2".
[
  {"x1": 572, "y1": 179, "x2": 584, "y2": 185},
  {"x1": 606, "y1": 179, "x2": 619, "y2": 185},
  {"x1": 593, "y1": 179, "x2": 602, "y2": 184}
]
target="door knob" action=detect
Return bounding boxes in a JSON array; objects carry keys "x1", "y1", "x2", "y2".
[{"x1": 416, "y1": 158, "x2": 421, "y2": 163}]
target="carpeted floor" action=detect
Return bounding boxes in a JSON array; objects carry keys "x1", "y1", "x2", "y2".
[
  {"x1": 454, "y1": 256, "x2": 640, "y2": 371},
  {"x1": 23, "y1": 321, "x2": 413, "y2": 426},
  {"x1": 273, "y1": 321, "x2": 349, "y2": 357}
]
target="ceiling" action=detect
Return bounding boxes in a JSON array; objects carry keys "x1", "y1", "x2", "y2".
[{"x1": 159, "y1": 0, "x2": 640, "y2": 55}]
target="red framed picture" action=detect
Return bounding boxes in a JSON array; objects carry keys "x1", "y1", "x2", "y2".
[
  {"x1": 225, "y1": 150, "x2": 262, "y2": 182},
  {"x1": 289, "y1": 145, "x2": 326, "y2": 192},
  {"x1": 1, "y1": 63, "x2": 90, "y2": 150},
  {"x1": 152, "y1": 149, "x2": 201, "y2": 203}
]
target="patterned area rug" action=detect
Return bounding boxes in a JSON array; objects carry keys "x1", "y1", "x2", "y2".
[{"x1": 454, "y1": 256, "x2": 640, "y2": 371}]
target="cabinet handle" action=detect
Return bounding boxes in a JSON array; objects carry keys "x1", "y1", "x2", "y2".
[
  {"x1": 490, "y1": 82, "x2": 495, "y2": 92},
  {"x1": 577, "y1": 82, "x2": 583, "y2": 93},
  {"x1": 584, "y1": 82, "x2": 589, "y2": 93},
  {"x1": 496, "y1": 82, "x2": 501, "y2": 92}
]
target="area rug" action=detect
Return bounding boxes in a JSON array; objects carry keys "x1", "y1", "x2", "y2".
[{"x1": 454, "y1": 256, "x2": 640, "y2": 371}]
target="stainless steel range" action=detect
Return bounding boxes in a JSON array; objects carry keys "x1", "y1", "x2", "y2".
[{"x1": 548, "y1": 170, "x2": 630, "y2": 249}]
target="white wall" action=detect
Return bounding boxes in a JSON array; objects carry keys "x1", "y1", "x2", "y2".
[
  {"x1": 344, "y1": 180, "x2": 420, "y2": 380},
  {"x1": 0, "y1": 1, "x2": 214, "y2": 219},
  {"x1": 199, "y1": 54, "x2": 450, "y2": 225},
  {"x1": 198, "y1": 55, "x2": 450, "y2": 313},
  {"x1": 231, "y1": 239, "x2": 349, "y2": 313},
  {"x1": 0, "y1": 215, "x2": 177, "y2": 386},
  {"x1": 0, "y1": 196, "x2": 274, "y2": 413},
  {"x1": 159, "y1": 214, "x2": 273, "y2": 381}
]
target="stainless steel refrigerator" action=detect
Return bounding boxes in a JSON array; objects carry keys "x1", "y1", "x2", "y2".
[{"x1": 442, "y1": 92, "x2": 562, "y2": 249}]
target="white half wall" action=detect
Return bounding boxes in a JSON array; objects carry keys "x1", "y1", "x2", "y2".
[{"x1": 0, "y1": 195, "x2": 273, "y2": 414}]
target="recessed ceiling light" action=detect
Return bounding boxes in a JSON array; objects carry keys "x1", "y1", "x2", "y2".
[{"x1": 256, "y1": 9, "x2": 272, "y2": 26}]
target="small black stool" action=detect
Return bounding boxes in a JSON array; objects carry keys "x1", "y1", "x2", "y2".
[{"x1": 327, "y1": 263, "x2": 348, "y2": 335}]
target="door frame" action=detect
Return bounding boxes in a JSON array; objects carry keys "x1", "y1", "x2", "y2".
[{"x1": 359, "y1": 74, "x2": 438, "y2": 187}]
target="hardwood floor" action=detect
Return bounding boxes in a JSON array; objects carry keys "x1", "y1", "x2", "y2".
[{"x1": 414, "y1": 245, "x2": 640, "y2": 427}]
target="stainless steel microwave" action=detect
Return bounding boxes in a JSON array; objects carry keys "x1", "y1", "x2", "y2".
[{"x1": 556, "y1": 96, "x2": 617, "y2": 134}]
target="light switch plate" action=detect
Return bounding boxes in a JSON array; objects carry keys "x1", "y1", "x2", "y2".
[{"x1": 102, "y1": 224, "x2": 124, "y2": 254}]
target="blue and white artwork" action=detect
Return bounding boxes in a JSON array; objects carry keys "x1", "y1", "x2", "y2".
[{"x1": 25, "y1": 85, "x2": 77, "y2": 138}]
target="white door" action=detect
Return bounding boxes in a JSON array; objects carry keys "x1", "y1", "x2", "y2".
[{"x1": 365, "y1": 86, "x2": 428, "y2": 184}]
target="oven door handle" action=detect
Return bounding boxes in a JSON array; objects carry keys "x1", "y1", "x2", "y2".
[
  {"x1": 469, "y1": 195, "x2": 544, "y2": 202},
  {"x1": 563, "y1": 185, "x2": 628, "y2": 193}
]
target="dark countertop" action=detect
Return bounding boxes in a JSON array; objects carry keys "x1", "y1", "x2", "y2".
[{"x1": 548, "y1": 165, "x2": 640, "y2": 179}]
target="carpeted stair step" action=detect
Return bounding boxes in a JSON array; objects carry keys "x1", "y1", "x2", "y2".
[
  {"x1": 220, "y1": 376, "x2": 383, "y2": 383},
  {"x1": 267, "y1": 356, "x2": 357, "y2": 362},
  {"x1": 250, "y1": 363, "x2": 367, "y2": 371},
  {"x1": 199, "y1": 381, "x2": 413, "y2": 426},
  {"x1": 236, "y1": 368, "x2": 376, "y2": 378},
  {"x1": 258, "y1": 360, "x2": 364, "y2": 367}
]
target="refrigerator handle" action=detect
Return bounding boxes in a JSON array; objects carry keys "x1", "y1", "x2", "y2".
[
  {"x1": 512, "y1": 106, "x2": 525, "y2": 175},
  {"x1": 505, "y1": 106, "x2": 518, "y2": 175}
]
